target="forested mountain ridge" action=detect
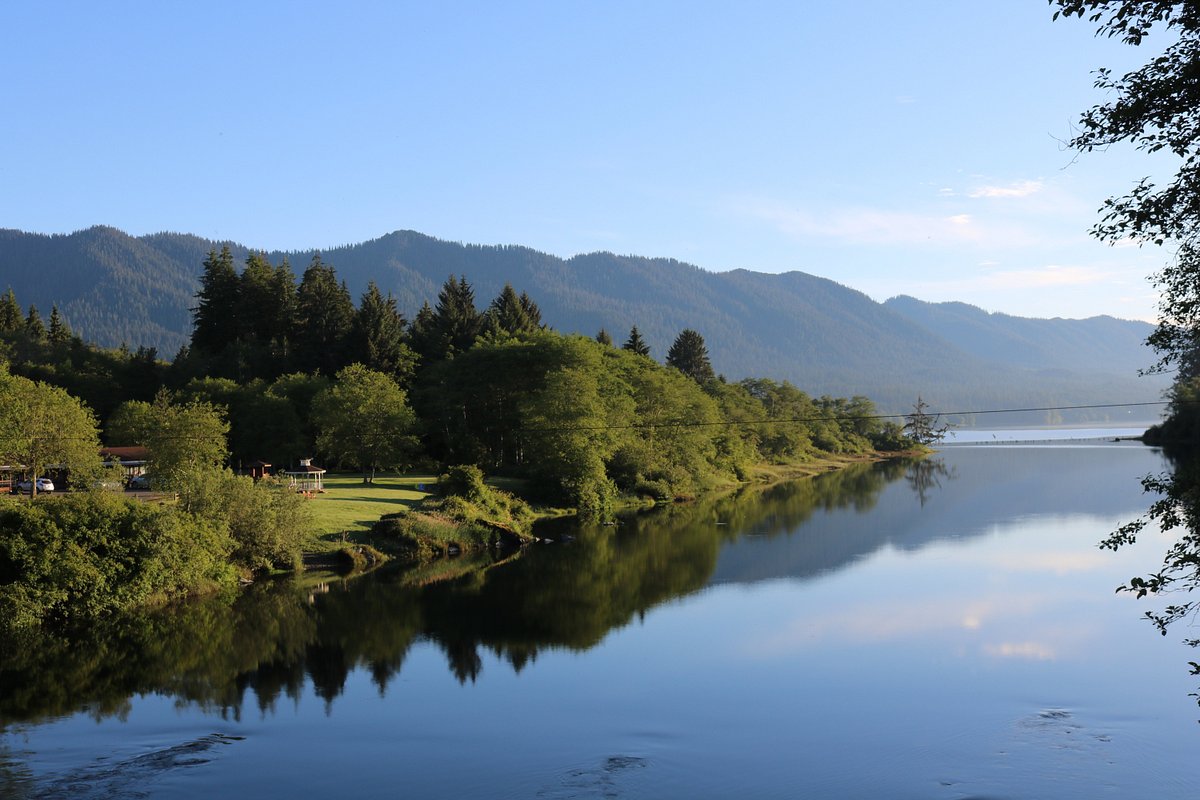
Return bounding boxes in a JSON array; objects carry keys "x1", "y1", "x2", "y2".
[
  {"x1": 0, "y1": 225, "x2": 1166, "y2": 415},
  {"x1": 884, "y1": 295, "x2": 1155, "y2": 378}
]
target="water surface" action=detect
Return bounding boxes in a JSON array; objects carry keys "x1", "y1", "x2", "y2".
[{"x1": 3, "y1": 443, "x2": 1197, "y2": 798}]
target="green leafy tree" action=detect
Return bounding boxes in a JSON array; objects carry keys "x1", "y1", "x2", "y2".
[
  {"x1": 596, "y1": 328, "x2": 613, "y2": 347},
  {"x1": 1053, "y1": 1, "x2": 1200, "y2": 375},
  {"x1": 314, "y1": 364, "x2": 417, "y2": 484},
  {"x1": 606, "y1": 348, "x2": 721, "y2": 499},
  {"x1": 666, "y1": 328, "x2": 716, "y2": 385},
  {"x1": 267, "y1": 371, "x2": 330, "y2": 456},
  {"x1": 622, "y1": 325, "x2": 650, "y2": 357},
  {"x1": 137, "y1": 392, "x2": 230, "y2": 492},
  {"x1": 521, "y1": 360, "x2": 617, "y2": 515},
  {"x1": 175, "y1": 468, "x2": 309, "y2": 571},
  {"x1": 0, "y1": 366, "x2": 102, "y2": 495},
  {"x1": 1054, "y1": 1, "x2": 1200, "y2": 677}
]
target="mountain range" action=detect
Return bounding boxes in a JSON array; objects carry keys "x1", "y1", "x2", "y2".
[{"x1": 0, "y1": 225, "x2": 1168, "y2": 419}]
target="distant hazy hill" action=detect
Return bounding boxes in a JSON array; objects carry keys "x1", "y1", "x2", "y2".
[
  {"x1": 0, "y1": 225, "x2": 1167, "y2": 416},
  {"x1": 884, "y1": 295, "x2": 1155, "y2": 379}
]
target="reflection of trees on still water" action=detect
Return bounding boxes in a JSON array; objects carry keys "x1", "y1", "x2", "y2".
[
  {"x1": 0, "y1": 458, "x2": 927, "y2": 728},
  {"x1": 905, "y1": 457, "x2": 954, "y2": 507}
]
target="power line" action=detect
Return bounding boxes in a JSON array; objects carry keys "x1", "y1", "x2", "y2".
[
  {"x1": 516, "y1": 400, "x2": 1167, "y2": 433},
  {"x1": 0, "y1": 400, "x2": 1167, "y2": 443}
]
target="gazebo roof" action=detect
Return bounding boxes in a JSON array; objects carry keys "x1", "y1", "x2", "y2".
[{"x1": 284, "y1": 457, "x2": 326, "y2": 475}]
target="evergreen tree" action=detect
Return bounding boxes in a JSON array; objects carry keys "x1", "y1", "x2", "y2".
[
  {"x1": 666, "y1": 328, "x2": 715, "y2": 384},
  {"x1": 0, "y1": 289, "x2": 22, "y2": 333},
  {"x1": 408, "y1": 301, "x2": 438, "y2": 364},
  {"x1": 518, "y1": 290, "x2": 543, "y2": 329},
  {"x1": 192, "y1": 247, "x2": 240, "y2": 354},
  {"x1": 48, "y1": 305, "x2": 71, "y2": 345},
  {"x1": 622, "y1": 325, "x2": 650, "y2": 357},
  {"x1": 485, "y1": 283, "x2": 541, "y2": 336},
  {"x1": 351, "y1": 281, "x2": 416, "y2": 385},
  {"x1": 294, "y1": 255, "x2": 354, "y2": 375},
  {"x1": 25, "y1": 305, "x2": 46, "y2": 341},
  {"x1": 430, "y1": 274, "x2": 483, "y2": 359},
  {"x1": 270, "y1": 258, "x2": 298, "y2": 335},
  {"x1": 238, "y1": 252, "x2": 279, "y2": 342},
  {"x1": 596, "y1": 328, "x2": 613, "y2": 346}
]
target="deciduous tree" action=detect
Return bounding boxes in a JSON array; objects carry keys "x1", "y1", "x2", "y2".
[
  {"x1": 136, "y1": 392, "x2": 230, "y2": 492},
  {"x1": 1054, "y1": 1, "x2": 1200, "y2": 681},
  {"x1": 314, "y1": 365, "x2": 417, "y2": 484},
  {"x1": 0, "y1": 366, "x2": 102, "y2": 495}
]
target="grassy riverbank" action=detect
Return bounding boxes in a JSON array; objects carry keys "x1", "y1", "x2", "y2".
[
  {"x1": 300, "y1": 452, "x2": 916, "y2": 562},
  {"x1": 305, "y1": 473, "x2": 438, "y2": 548}
]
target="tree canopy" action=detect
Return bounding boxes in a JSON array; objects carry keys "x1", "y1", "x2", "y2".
[
  {"x1": 1054, "y1": 0, "x2": 1200, "y2": 374},
  {"x1": 1055, "y1": 0, "x2": 1200, "y2": 682},
  {"x1": 314, "y1": 364, "x2": 417, "y2": 484},
  {"x1": 0, "y1": 366, "x2": 102, "y2": 494},
  {"x1": 666, "y1": 328, "x2": 716, "y2": 385}
]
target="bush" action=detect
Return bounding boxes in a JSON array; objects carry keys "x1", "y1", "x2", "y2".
[
  {"x1": 0, "y1": 492, "x2": 236, "y2": 633},
  {"x1": 177, "y1": 469, "x2": 310, "y2": 572},
  {"x1": 439, "y1": 464, "x2": 488, "y2": 502}
]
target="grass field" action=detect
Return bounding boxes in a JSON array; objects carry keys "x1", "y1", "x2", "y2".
[{"x1": 305, "y1": 473, "x2": 437, "y2": 548}]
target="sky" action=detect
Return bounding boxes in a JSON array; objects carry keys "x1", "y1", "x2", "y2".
[{"x1": 0, "y1": 1, "x2": 1180, "y2": 321}]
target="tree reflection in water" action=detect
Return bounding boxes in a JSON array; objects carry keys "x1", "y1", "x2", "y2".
[
  {"x1": 905, "y1": 456, "x2": 955, "y2": 507},
  {"x1": 0, "y1": 458, "x2": 912, "y2": 728}
]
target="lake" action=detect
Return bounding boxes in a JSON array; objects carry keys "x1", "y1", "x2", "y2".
[{"x1": 3, "y1": 442, "x2": 1198, "y2": 798}]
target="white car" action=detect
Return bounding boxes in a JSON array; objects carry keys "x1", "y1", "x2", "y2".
[{"x1": 16, "y1": 477, "x2": 54, "y2": 493}]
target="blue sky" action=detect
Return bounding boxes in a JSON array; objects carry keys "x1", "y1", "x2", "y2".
[{"x1": 0, "y1": 1, "x2": 1177, "y2": 321}]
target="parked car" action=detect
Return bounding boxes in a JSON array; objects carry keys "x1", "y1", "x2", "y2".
[
  {"x1": 16, "y1": 477, "x2": 55, "y2": 493},
  {"x1": 126, "y1": 474, "x2": 151, "y2": 490}
]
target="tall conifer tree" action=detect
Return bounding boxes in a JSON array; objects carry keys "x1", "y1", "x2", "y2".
[
  {"x1": 0, "y1": 289, "x2": 23, "y2": 332},
  {"x1": 48, "y1": 305, "x2": 71, "y2": 345},
  {"x1": 431, "y1": 274, "x2": 483, "y2": 358},
  {"x1": 666, "y1": 328, "x2": 715, "y2": 384},
  {"x1": 485, "y1": 283, "x2": 541, "y2": 335},
  {"x1": 25, "y1": 305, "x2": 46, "y2": 341},
  {"x1": 352, "y1": 281, "x2": 415, "y2": 384},
  {"x1": 192, "y1": 247, "x2": 240, "y2": 354},
  {"x1": 295, "y1": 254, "x2": 354, "y2": 375},
  {"x1": 623, "y1": 325, "x2": 650, "y2": 357}
]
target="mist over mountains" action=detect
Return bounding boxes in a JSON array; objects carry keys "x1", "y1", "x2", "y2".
[{"x1": 0, "y1": 225, "x2": 1166, "y2": 418}]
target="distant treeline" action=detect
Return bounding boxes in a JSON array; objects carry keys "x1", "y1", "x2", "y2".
[{"x1": 0, "y1": 249, "x2": 911, "y2": 513}]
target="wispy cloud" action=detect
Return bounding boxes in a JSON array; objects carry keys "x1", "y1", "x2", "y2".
[
  {"x1": 741, "y1": 594, "x2": 1049, "y2": 656},
  {"x1": 738, "y1": 201, "x2": 1007, "y2": 246},
  {"x1": 891, "y1": 264, "x2": 1113, "y2": 298},
  {"x1": 969, "y1": 179, "x2": 1043, "y2": 199},
  {"x1": 975, "y1": 264, "x2": 1109, "y2": 289},
  {"x1": 983, "y1": 641, "x2": 1057, "y2": 661},
  {"x1": 729, "y1": 194, "x2": 1052, "y2": 249}
]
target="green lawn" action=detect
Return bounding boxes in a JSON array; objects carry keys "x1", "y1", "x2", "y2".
[{"x1": 305, "y1": 473, "x2": 437, "y2": 547}]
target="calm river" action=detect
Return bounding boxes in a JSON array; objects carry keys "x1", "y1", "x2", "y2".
[{"x1": 3, "y1": 442, "x2": 1198, "y2": 798}]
